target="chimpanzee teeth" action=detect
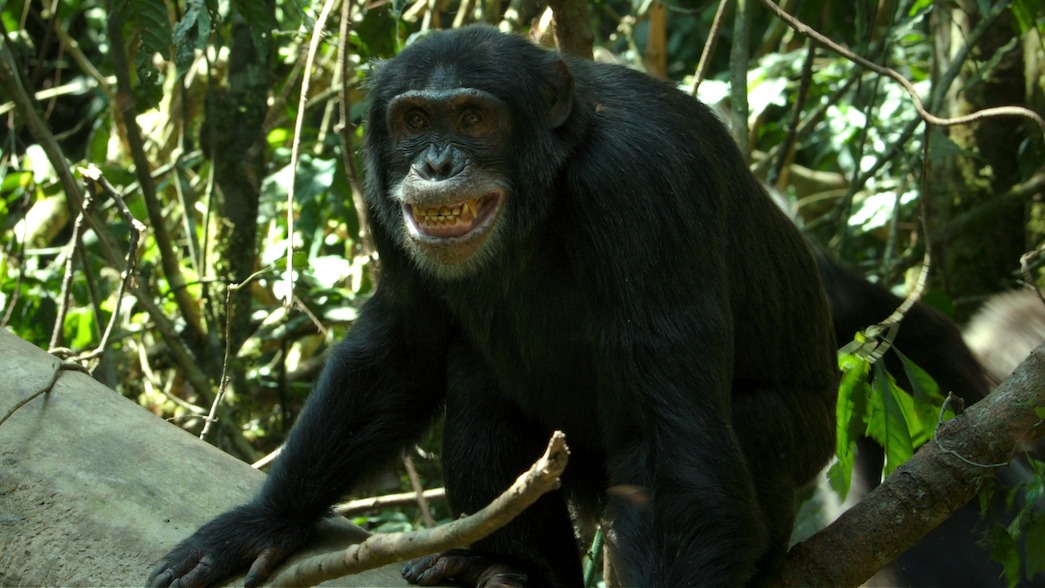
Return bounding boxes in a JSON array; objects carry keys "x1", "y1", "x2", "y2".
[{"x1": 412, "y1": 198, "x2": 481, "y2": 226}]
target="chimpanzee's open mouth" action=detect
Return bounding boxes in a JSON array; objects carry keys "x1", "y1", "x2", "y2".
[{"x1": 404, "y1": 191, "x2": 503, "y2": 240}]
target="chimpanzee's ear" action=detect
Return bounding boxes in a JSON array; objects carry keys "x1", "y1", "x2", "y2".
[{"x1": 541, "y1": 57, "x2": 574, "y2": 129}]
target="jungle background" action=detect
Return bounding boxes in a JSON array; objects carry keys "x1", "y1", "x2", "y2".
[{"x1": 1, "y1": 0, "x2": 1043, "y2": 585}]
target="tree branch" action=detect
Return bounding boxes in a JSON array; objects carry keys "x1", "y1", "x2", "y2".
[
  {"x1": 268, "y1": 432, "x2": 570, "y2": 587},
  {"x1": 782, "y1": 343, "x2": 1045, "y2": 586}
]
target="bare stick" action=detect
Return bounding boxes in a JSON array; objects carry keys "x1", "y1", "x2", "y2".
[
  {"x1": 0, "y1": 357, "x2": 61, "y2": 427},
  {"x1": 75, "y1": 165, "x2": 147, "y2": 365},
  {"x1": 403, "y1": 454, "x2": 436, "y2": 528},
  {"x1": 334, "y1": 488, "x2": 448, "y2": 518},
  {"x1": 49, "y1": 189, "x2": 94, "y2": 352},
  {"x1": 268, "y1": 432, "x2": 570, "y2": 587},
  {"x1": 691, "y1": 0, "x2": 731, "y2": 95},
  {"x1": 335, "y1": 0, "x2": 374, "y2": 260},
  {"x1": 285, "y1": 0, "x2": 340, "y2": 307}
]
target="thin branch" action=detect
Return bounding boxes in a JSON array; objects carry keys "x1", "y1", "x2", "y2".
[
  {"x1": 199, "y1": 281, "x2": 239, "y2": 441},
  {"x1": 49, "y1": 187, "x2": 94, "y2": 351},
  {"x1": 334, "y1": 488, "x2": 448, "y2": 518},
  {"x1": 0, "y1": 356, "x2": 61, "y2": 427},
  {"x1": 51, "y1": 14, "x2": 113, "y2": 101},
  {"x1": 268, "y1": 432, "x2": 570, "y2": 587},
  {"x1": 336, "y1": 0, "x2": 374, "y2": 260},
  {"x1": 941, "y1": 172, "x2": 1045, "y2": 242},
  {"x1": 403, "y1": 455, "x2": 436, "y2": 528},
  {"x1": 1, "y1": 2, "x2": 218, "y2": 417},
  {"x1": 252, "y1": 445, "x2": 283, "y2": 469},
  {"x1": 752, "y1": 71, "x2": 863, "y2": 179},
  {"x1": 767, "y1": 38, "x2": 816, "y2": 187},
  {"x1": 729, "y1": 0, "x2": 750, "y2": 157},
  {"x1": 691, "y1": 0, "x2": 731, "y2": 94},
  {"x1": 75, "y1": 165, "x2": 146, "y2": 365},
  {"x1": 758, "y1": 0, "x2": 1045, "y2": 135},
  {"x1": 285, "y1": 0, "x2": 340, "y2": 308}
]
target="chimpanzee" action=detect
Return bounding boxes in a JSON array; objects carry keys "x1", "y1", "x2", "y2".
[{"x1": 147, "y1": 26, "x2": 839, "y2": 587}]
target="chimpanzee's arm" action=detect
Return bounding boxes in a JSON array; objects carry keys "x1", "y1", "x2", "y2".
[{"x1": 147, "y1": 288, "x2": 450, "y2": 588}]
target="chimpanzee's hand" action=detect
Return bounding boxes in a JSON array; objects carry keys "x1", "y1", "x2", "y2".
[
  {"x1": 402, "y1": 549, "x2": 528, "y2": 588},
  {"x1": 146, "y1": 504, "x2": 314, "y2": 588}
]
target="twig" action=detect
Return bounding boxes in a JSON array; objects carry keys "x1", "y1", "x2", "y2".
[
  {"x1": 758, "y1": 0, "x2": 1045, "y2": 135},
  {"x1": 931, "y1": 392, "x2": 1011, "y2": 469},
  {"x1": 252, "y1": 445, "x2": 284, "y2": 469},
  {"x1": 51, "y1": 14, "x2": 113, "y2": 101},
  {"x1": 767, "y1": 38, "x2": 815, "y2": 187},
  {"x1": 0, "y1": 357, "x2": 61, "y2": 427},
  {"x1": 75, "y1": 165, "x2": 146, "y2": 365},
  {"x1": 201, "y1": 261, "x2": 286, "y2": 441},
  {"x1": 845, "y1": 124, "x2": 938, "y2": 361},
  {"x1": 729, "y1": 0, "x2": 751, "y2": 157},
  {"x1": 941, "y1": 172, "x2": 1045, "y2": 242},
  {"x1": 691, "y1": 0, "x2": 731, "y2": 95},
  {"x1": 285, "y1": 0, "x2": 340, "y2": 308},
  {"x1": 48, "y1": 187, "x2": 94, "y2": 351},
  {"x1": 1, "y1": 23, "x2": 217, "y2": 406},
  {"x1": 403, "y1": 454, "x2": 436, "y2": 528},
  {"x1": 334, "y1": 488, "x2": 448, "y2": 517},
  {"x1": 200, "y1": 280, "x2": 243, "y2": 441},
  {"x1": 268, "y1": 432, "x2": 570, "y2": 587}
]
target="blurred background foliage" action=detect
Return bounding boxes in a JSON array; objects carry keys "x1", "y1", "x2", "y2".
[{"x1": 1, "y1": 0, "x2": 1043, "y2": 574}]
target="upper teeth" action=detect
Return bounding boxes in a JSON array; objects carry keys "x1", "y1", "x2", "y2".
[{"x1": 413, "y1": 199, "x2": 479, "y2": 225}]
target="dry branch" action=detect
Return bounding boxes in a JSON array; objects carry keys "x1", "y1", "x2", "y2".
[
  {"x1": 268, "y1": 432, "x2": 570, "y2": 587},
  {"x1": 335, "y1": 488, "x2": 448, "y2": 518}
]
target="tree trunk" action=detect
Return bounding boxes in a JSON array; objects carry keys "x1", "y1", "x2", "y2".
[{"x1": 929, "y1": 1, "x2": 1040, "y2": 316}]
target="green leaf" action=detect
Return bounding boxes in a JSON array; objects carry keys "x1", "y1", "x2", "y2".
[
  {"x1": 1011, "y1": 0, "x2": 1044, "y2": 34},
  {"x1": 291, "y1": 250, "x2": 310, "y2": 270},
  {"x1": 838, "y1": 354, "x2": 872, "y2": 444},
  {"x1": 896, "y1": 348, "x2": 946, "y2": 434},
  {"x1": 928, "y1": 127, "x2": 968, "y2": 162},
  {"x1": 985, "y1": 521, "x2": 1021, "y2": 588},
  {"x1": 173, "y1": 0, "x2": 212, "y2": 74},
  {"x1": 112, "y1": 0, "x2": 173, "y2": 58},
  {"x1": 64, "y1": 307, "x2": 98, "y2": 350},
  {"x1": 907, "y1": 0, "x2": 933, "y2": 16},
  {"x1": 831, "y1": 353, "x2": 871, "y2": 498},
  {"x1": 871, "y1": 362, "x2": 915, "y2": 475},
  {"x1": 826, "y1": 459, "x2": 852, "y2": 501}
]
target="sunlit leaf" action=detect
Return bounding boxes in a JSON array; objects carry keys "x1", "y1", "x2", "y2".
[{"x1": 870, "y1": 362, "x2": 915, "y2": 475}]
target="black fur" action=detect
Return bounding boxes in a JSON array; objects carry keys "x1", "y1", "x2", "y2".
[{"x1": 148, "y1": 27, "x2": 838, "y2": 587}]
